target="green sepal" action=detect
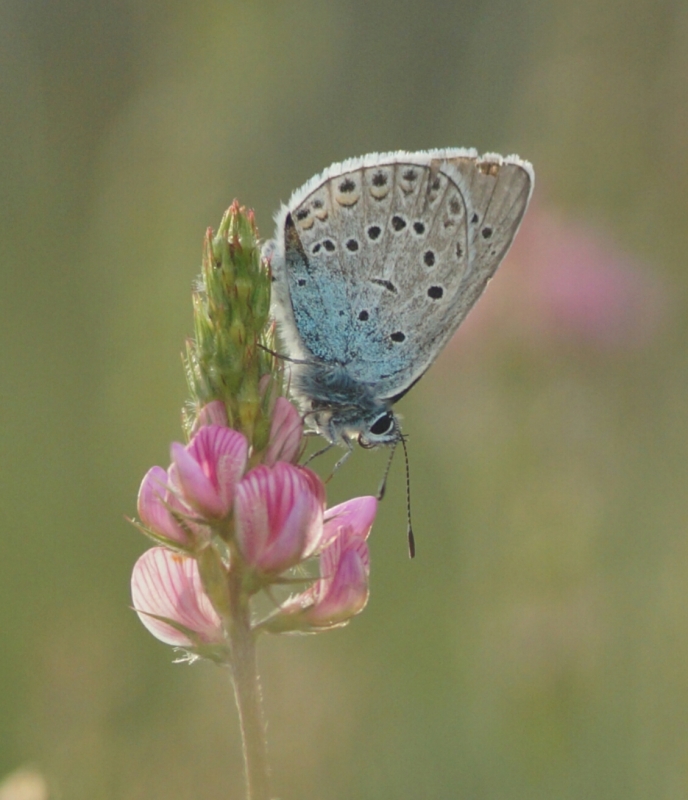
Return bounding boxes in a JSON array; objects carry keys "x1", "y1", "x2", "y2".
[{"x1": 126, "y1": 517, "x2": 196, "y2": 556}]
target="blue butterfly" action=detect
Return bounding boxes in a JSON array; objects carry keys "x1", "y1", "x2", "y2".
[{"x1": 264, "y1": 149, "x2": 533, "y2": 459}]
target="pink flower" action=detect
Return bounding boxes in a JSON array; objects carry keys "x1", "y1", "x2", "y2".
[
  {"x1": 263, "y1": 397, "x2": 304, "y2": 466},
  {"x1": 137, "y1": 466, "x2": 191, "y2": 545},
  {"x1": 302, "y1": 531, "x2": 370, "y2": 626},
  {"x1": 193, "y1": 400, "x2": 230, "y2": 431},
  {"x1": 267, "y1": 530, "x2": 371, "y2": 632},
  {"x1": 453, "y1": 200, "x2": 667, "y2": 354},
  {"x1": 131, "y1": 547, "x2": 223, "y2": 647},
  {"x1": 170, "y1": 425, "x2": 248, "y2": 519},
  {"x1": 261, "y1": 495, "x2": 377, "y2": 632},
  {"x1": 234, "y1": 463, "x2": 325, "y2": 575},
  {"x1": 321, "y1": 495, "x2": 378, "y2": 549}
]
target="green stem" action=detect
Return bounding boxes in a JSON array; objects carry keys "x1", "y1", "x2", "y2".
[{"x1": 227, "y1": 567, "x2": 271, "y2": 800}]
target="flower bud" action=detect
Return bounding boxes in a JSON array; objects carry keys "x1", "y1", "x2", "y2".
[
  {"x1": 193, "y1": 400, "x2": 229, "y2": 432},
  {"x1": 131, "y1": 547, "x2": 224, "y2": 647},
  {"x1": 263, "y1": 397, "x2": 304, "y2": 466}
]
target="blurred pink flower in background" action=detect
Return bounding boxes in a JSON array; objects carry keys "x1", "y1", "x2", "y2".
[{"x1": 454, "y1": 197, "x2": 668, "y2": 353}]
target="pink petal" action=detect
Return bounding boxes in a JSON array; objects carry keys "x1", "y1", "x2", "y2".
[
  {"x1": 137, "y1": 466, "x2": 189, "y2": 544},
  {"x1": 306, "y1": 537, "x2": 370, "y2": 625},
  {"x1": 188, "y1": 426, "x2": 248, "y2": 507},
  {"x1": 263, "y1": 397, "x2": 304, "y2": 466},
  {"x1": 172, "y1": 426, "x2": 248, "y2": 519},
  {"x1": 194, "y1": 400, "x2": 229, "y2": 430},
  {"x1": 131, "y1": 548, "x2": 223, "y2": 646},
  {"x1": 171, "y1": 441, "x2": 224, "y2": 518},
  {"x1": 235, "y1": 463, "x2": 324, "y2": 574},
  {"x1": 298, "y1": 466, "x2": 327, "y2": 510},
  {"x1": 260, "y1": 479, "x2": 321, "y2": 570},
  {"x1": 322, "y1": 495, "x2": 377, "y2": 549},
  {"x1": 274, "y1": 532, "x2": 370, "y2": 629}
]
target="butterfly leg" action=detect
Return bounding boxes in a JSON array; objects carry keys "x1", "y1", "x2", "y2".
[
  {"x1": 305, "y1": 436, "x2": 355, "y2": 483},
  {"x1": 328, "y1": 436, "x2": 354, "y2": 479},
  {"x1": 303, "y1": 440, "x2": 335, "y2": 467}
]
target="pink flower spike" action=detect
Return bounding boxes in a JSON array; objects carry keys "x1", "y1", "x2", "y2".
[
  {"x1": 321, "y1": 495, "x2": 378, "y2": 549},
  {"x1": 171, "y1": 425, "x2": 248, "y2": 519},
  {"x1": 131, "y1": 547, "x2": 223, "y2": 647},
  {"x1": 263, "y1": 397, "x2": 304, "y2": 466},
  {"x1": 137, "y1": 466, "x2": 190, "y2": 545},
  {"x1": 235, "y1": 462, "x2": 324, "y2": 574}
]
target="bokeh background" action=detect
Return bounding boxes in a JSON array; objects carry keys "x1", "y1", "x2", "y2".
[{"x1": 1, "y1": 1, "x2": 687, "y2": 798}]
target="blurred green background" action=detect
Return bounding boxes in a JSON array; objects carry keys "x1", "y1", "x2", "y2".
[{"x1": 1, "y1": 1, "x2": 687, "y2": 798}]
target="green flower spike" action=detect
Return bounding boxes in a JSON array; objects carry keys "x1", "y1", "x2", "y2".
[{"x1": 183, "y1": 200, "x2": 279, "y2": 457}]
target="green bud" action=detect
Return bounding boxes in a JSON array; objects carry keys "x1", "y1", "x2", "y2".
[{"x1": 183, "y1": 201, "x2": 281, "y2": 448}]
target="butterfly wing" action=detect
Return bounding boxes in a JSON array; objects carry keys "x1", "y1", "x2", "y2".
[{"x1": 268, "y1": 149, "x2": 533, "y2": 402}]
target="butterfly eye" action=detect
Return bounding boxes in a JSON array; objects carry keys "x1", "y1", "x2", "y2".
[{"x1": 369, "y1": 413, "x2": 394, "y2": 436}]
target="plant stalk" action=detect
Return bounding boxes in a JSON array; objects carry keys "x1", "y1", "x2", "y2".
[{"x1": 227, "y1": 567, "x2": 271, "y2": 800}]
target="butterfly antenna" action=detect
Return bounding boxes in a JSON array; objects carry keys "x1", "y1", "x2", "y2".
[
  {"x1": 400, "y1": 435, "x2": 415, "y2": 559},
  {"x1": 377, "y1": 441, "x2": 397, "y2": 501},
  {"x1": 256, "y1": 342, "x2": 310, "y2": 365}
]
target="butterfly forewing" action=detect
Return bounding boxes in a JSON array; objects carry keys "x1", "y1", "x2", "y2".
[{"x1": 269, "y1": 149, "x2": 533, "y2": 419}]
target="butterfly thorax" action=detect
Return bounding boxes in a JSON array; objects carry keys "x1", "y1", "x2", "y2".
[{"x1": 292, "y1": 362, "x2": 399, "y2": 447}]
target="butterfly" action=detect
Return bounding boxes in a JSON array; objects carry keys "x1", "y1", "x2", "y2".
[{"x1": 264, "y1": 148, "x2": 533, "y2": 463}]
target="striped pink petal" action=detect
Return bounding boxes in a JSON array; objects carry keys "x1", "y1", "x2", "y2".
[
  {"x1": 321, "y1": 495, "x2": 377, "y2": 549},
  {"x1": 275, "y1": 527, "x2": 370, "y2": 630},
  {"x1": 131, "y1": 547, "x2": 223, "y2": 646},
  {"x1": 193, "y1": 400, "x2": 229, "y2": 431},
  {"x1": 305, "y1": 534, "x2": 370, "y2": 625},
  {"x1": 263, "y1": 397, "x2": 303, "y2": 466},
  {"x1": 235, "y1": 462, "x2": 324, "y2": 574},
  {"x1": 171, "y1": 425, "x2": 248, "y2": 519},
  {"x1": 137, "y1": 466, "x2": 190, "y2": 544}
]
